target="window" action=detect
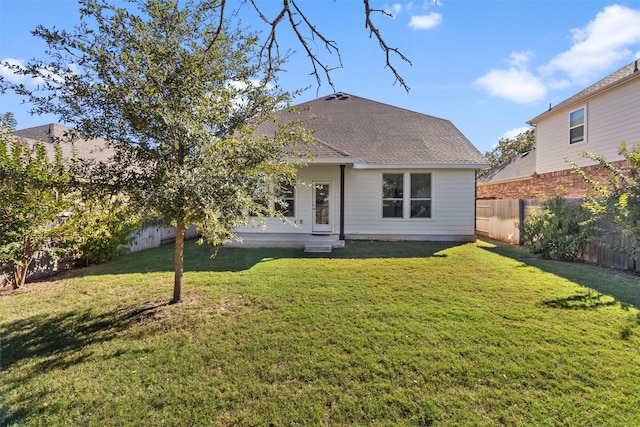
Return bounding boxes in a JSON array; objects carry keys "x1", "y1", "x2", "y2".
[
  {"x1": 274, "y1": 182, "x2": 295, "y2": 217},
  {"x1": 410, "y1": 173, "x2": 431, "y2": 218},
  {"x1": 569, "y1": 107, "x2": 585, "y2": 144},
  {"x1": 382, "y1": 172, "x2": 432, "y2": 219},
  {"x1": 252, "y1": 176, "x2": 270, "y2": 208},
  {"x1": 382, "y1": 173, "x2": 404, "y2": 218}
]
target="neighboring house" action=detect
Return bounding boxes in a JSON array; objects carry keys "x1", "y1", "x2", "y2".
[
  {"x1": 234, "y1": 92, "x2": 488, "y2": 247},
  {"x1": 13, "y1": 123, "x2": 113, "y2": 163},
  {"x1": 478, "y1": 58, "x2": 640, "y2": 200}
]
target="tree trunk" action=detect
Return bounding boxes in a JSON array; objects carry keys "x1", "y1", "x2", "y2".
[
  {"x1": 11, "y1": 264, "x2": 24, "y2": 289},
  {"x1": 11, "y1": 256, "x2": 32, "y2": 289},
  {"x1": 171, "y1": 221, "x2": 185, "y2": 304}
]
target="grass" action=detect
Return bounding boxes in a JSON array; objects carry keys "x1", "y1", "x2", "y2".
[{"x1": 1, "y1": 239, "x2": 639, "y2": 426}]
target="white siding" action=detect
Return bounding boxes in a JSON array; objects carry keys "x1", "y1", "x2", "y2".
[
  {"x1": 343, "y1": 168, "x2": 477, "y2": 239},
  {"x1": 235, "y1": 165, "x2": 478, "y2": 241},
  {"x1": 234, "y1": 165, "x2": 340, "y2": 234},
  {"x1": 536, "y1": 78, "x2": 640, "y2": 174}
]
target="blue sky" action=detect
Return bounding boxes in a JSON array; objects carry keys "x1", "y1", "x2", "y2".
[{"x1": 1, "y1": 0, "x2": 639, "y2": 154}]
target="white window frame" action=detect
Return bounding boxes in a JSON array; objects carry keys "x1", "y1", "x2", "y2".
[
  {"x1": 381, "y1": 172, "x2": 432, "y2": 220},
  {"x1": 569, "y1": 106, "x2": 586, "y2": 145},
  {"x1": 409, "y1": 173, "x2": 432, "y2": 218},
  {"x1": 381, "y1": 173, "x2": 404, "y2": 218},
  {"x1": 274, "y1": 181, "x2": 296, "y2": 218},
  {"x1": 252, "y1": 180, "x2": 296, "y2": 218}
]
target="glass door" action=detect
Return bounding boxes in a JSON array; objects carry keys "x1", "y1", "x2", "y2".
[{"x1": 312, "y1": 182, "x2": 331, "y2": 233}]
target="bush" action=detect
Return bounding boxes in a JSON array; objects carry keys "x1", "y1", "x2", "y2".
[
  {"x1": 570, "y1": 142, "x2": 640, "y2": 268},
  {"x1": 61, "y1": 196, "x2": 145, "y2": 265},
  {"x1": 520, "y1": 192, "x2": 594, "y2": 261}
]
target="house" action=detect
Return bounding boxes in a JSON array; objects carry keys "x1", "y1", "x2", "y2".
[
  {"x1": 13, "y1": 123, "x2": 113, "y2": 163},
  {"x1": 12, "y1": 94, "x2": 488, "y2": 250},
  {"x1": 233, "y1": 93, "x2": 488, "y2": 247},
  {"x1": 478, "y1": 58, "x2": 640, "y2": 200}
]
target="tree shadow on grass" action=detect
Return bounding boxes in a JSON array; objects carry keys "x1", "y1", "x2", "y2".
[
  {"x1": 0, "y1": 301, "x2": 170, "y2": 425},
  {"x1": 67, "y1": 239, "x2": 463, "y2": 277},
  {"x1": 0, "y1": 302, "x2": 165, "y2": 373},
  {"x1": 542, "y1": 290, "x2": 620, "y2": 310},
  {"x1": 479, "y1": 239, "x2": 640, "y2": 310}
]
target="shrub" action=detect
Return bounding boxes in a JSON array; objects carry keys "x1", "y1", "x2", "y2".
[
  {"x1": 520, "y1": 191, "x2": 594, "y2": 261},
  {"x1": 570, "y1": 142, "x2": 640, "y2": 268}
]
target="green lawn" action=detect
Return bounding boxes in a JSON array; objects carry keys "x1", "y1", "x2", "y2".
[{"x1": 1, "y1": 239, "x2": 639, "y2": 426}]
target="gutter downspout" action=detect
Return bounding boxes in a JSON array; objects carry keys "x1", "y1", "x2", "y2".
[{"x1": 339, "y1": 164, "x2": 345, "y2": 241}]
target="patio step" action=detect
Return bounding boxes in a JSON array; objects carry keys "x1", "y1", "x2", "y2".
[{"x1": 304, "y1": 243, "x2": 333, "y2": 253}]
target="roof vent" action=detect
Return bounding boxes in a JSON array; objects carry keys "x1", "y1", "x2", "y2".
[{"x1": 326, "y1": 92, "x2": 350, "y2": 101}]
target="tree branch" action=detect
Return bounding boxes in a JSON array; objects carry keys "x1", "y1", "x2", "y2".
[
  {"x1": 208, "y1": 0, "x2": 411, "y2": 92},
  {"x1": 363, "y1": 0, "x2": 412, "y2": 91}
]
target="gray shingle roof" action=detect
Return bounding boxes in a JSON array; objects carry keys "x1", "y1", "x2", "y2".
[
  {"x1": 529, "y1": 59, "x2": 640, "y2": 124},
  {"x1": 268, "y1": 93, "x2": 488, "y2": 167},
  {"x1": 477, "y1": 149, "x2": 537, "y2": 184},
  {"x1": 16, "y1": 93, "x2": 489, "y2": 168},
  {"x1": 13, "y1": 124, "x2": 113, "y2": 163}
]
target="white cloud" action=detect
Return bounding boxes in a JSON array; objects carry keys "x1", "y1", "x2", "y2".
[
  {"x1": 540, "y1": 5, "x2": 640, "y2": 84},
  {"x1": 385, "y1": 3, "x2": 403, "y2": 16},
  {"x1": 0, "y1": 58, "x2": 29, "y2": 85},
  {"x1": 1, "y1": 57, "x2": 74, "y2": 88},
  {"x1": 508, "y1": 50, "x2": 534, "y2": 68},
  {"x1": 475, "y1": 53, "x2": 547, "y2": 104},
  {"x1": 408, "y1": 12, "x2": 442, "y2": 30},
  {"x1": 475, "y1": 68, "x2": 547, "y2": 104},
  {"x1": 502, "y1": 126, "x2": 532, "y2": 140},
  {"x1": 477, "y1": 4, "x2": 640, "y2": 104}
]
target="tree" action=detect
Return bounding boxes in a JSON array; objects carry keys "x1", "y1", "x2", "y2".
[
  {"x1": 3, "y1": 0, "x2": 313, "y2": 303},
  {"x1": 0, "y1": 114, "x2": 75, "y2": 289},
  {"x1": 480, "y1": 128, "x2": 535, "y2": 176},
  {"x1": 570, "y1": 143, "x2": 640, "y2": 268}
]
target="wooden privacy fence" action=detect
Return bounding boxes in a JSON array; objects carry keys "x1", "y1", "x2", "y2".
[
  {"x1": 476, "y1": 198, "x2": 638, "y2": 272},
  {"x1": 476, "y1": 199, "x2": 542, "y2": 245},
  {"x1": 128, "y1": 222, "x2": 201, "y2": 253}
]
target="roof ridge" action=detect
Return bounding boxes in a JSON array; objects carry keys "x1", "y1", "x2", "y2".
[{"x1": 301, "y1": 92, "x2": 450, "y2": 122}]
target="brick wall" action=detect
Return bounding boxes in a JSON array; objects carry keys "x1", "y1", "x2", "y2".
[{"x1": 477, "y1": 160, "x2": 630, "y2": 200}]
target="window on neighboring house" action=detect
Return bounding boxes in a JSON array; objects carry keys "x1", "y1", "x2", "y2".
[
  {"x1": 382, "y1": 172, "x2": 432, "y2": 219},
  {"x1": 274, "y1": 182, "x2": 295, "y2": 217},
  {"x1": 382, "y1": 173, "x2": 404, "y2": 218},
  {"x1": 569, "y1": 107, "x2": 585, "y2": 144}
]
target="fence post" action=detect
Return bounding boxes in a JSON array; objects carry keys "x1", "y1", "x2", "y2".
[{"x1": 518, "y1": 199, "x2": 525, "y2": 245}]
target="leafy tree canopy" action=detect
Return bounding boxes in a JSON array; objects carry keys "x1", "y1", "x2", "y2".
[
  {"x1": 0, "y1": 114, "x2": 75, "y2": 289},
  {"x1": 570, "y1": 142, "x2": 640, "y2": 268},
  {"x1": 3, "y1": 0, "x2": 314, "y2": 303},
  {"x1": 480, "y1": 128, "x2": 535, "y2": 176}
]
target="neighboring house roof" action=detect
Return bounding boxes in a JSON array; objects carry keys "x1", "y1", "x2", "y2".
[
  {"x1": 477, "y1": 149, "x2": 537, "y2": 184},
  {"x1": 13, "y1": 124, "x2": 113, "y2": 163},
  {"x1": 528, "y1": 58, "x2": 640, "y2": 124},
  {"x1": 266, "y1": 93, "x2": 488, "y2": 168}
]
